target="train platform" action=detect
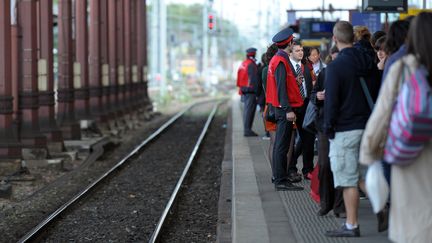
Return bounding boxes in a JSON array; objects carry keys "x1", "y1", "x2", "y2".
[{"x1": 224, "y1": 94, "x2": 391, "y2": 243}]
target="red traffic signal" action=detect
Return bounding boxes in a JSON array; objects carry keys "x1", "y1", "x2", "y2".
[{"x1": 208, "y1": 14, "x2": 214, "y2": 30}]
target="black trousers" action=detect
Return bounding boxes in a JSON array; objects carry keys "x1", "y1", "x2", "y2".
[
  {"x1": 243, "y1": 93, "x2": 257, "y2": 134},
  {"x1": 317, "y1": 131, "x2": 345, "y2": 213},
  {"x1": 288, "y1": 101, "x2": 315, "y2": 175},
  {"x1": 272, "y1": 108, "x2": 295, "y2": 184}
]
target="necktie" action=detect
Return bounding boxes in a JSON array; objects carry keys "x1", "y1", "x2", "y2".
[{"x1": 296, "y1": 64, "x2": 306, "y2": 99}]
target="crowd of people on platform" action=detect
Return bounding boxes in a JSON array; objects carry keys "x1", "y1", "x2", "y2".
[{"x1": 236, "y1": 12, "x2": 432, "y2": 243}]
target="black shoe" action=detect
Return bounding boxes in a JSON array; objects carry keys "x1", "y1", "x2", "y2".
[
  {"x1": 275, "y1": 182, "x2": 304, "y2": 191},
  {"x1": 317, "y1": 208, "x2": 332, "y2": 216},
  {"x1": 377, "y1": 206, "x2": 389, "y2": 232},
  {"x1": 325, "y1": 224, "x2": 360, "y2": 237},
  {"x1": 287, "y1": 172, "x2": 302, "y2": 183},
  {"x1": 334, "y1": 212, "x2": 347, "y2": 218},
  {"x1": 359, "y1": 190, "x2": 367, "y2": 200},
  {"x1": 244, "y1": 131, "x2": 258, "y2": 137}
]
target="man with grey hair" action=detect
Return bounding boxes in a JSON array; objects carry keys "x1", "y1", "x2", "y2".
[{"x1": 323, "y1": 21, "x2": 380, "y2": 237}]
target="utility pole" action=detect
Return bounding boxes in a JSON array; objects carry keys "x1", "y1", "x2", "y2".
[
  {"x1": 210, "y1": 35, "x2": 218, "y2": 71},
  {"x1": 209, "y1": 1, "x2": 218, "y2": 90},
  {"x1": 150, "y1": 0, "x2": 157, "y2": 92},
  {"x1": 322, "y1": 0, "x2": 325, "y2": 20},
  {"x1": 151, "y1": 0, "x2": 167, "y2": 98},
  {"x1": 160, "y1": 0, "x2": 167, "y2": 98},
  {"x1": 202, "y1": 1, "x2": 209, "y2": 91}
]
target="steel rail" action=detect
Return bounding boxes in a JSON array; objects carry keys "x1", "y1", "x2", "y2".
[
  {"x1": 17, "y1": 103, "x2": 195, "y2": 243},
  {"x1": 148, "y1": 101, "x2": 221, "y2": 243}
]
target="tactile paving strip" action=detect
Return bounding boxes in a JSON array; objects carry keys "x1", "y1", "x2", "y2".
[{"x1": 279, "y1": 181, "x2": 349, "y2": 243}]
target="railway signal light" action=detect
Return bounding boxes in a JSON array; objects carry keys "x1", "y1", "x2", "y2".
[{"x1": 208, "y1": 14, "x2": 214, "y2": 30}]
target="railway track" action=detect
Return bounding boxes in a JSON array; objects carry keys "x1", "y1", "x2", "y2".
[{"x1": 18, "y1": 100, "x2": 224, "y2": 242}]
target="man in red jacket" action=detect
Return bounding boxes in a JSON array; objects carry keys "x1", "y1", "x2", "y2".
[
  {"x1": 266, "y1": 28, "x2": 304, "y2": 191},
  {"x1": 237, "y1": 48, "x2": 259, "y2": 136}
]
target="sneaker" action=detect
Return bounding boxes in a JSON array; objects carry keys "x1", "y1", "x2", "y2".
[
  {"x1": 325, "y1": 224, "x2": 360, "y2": 237},
  {"x1": 262, "y1": 136, "x2": 270, "y2": 140}
]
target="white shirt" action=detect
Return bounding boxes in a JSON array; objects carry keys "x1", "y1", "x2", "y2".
[
  {"x1": 289, "y1": 58, "x2": 307, "y2": 98},
  {"x1": 313, "y1": 60, "x2": 326, "y2": 77}
]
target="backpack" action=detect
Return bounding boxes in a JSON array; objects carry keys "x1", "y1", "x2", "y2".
[{"x1": 384, "y1": 65, "x2": 432, "y2": 165}]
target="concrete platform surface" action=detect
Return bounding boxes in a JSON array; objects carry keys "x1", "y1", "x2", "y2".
[{"x1": 229, "y1": 95, "x2": 391, "y2": 243}]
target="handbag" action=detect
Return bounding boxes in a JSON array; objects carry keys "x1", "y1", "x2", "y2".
[
  {"x1": 384, "y1": 65, "x2": 432, "y2": 165},
  {"x1": 309, "y1": 164, "x2": 320, "y2": 203},
  {"x1": 365, "y1": 161, "x2": 389, "y2": 213},
  {"x1": 264, "y1": 103, "x2": 276, "y2": 123},
  {"x1": 302, "y1": 101, "x2": 317, "y2": 133}
]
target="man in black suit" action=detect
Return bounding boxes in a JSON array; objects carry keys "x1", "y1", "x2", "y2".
[{"x1": 286, "y1": 40, "x2": 316, "y2": 182}]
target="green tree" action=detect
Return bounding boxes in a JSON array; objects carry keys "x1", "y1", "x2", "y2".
[{"x1": 166, "y1": 3, "x2": 242, "y2": 60}]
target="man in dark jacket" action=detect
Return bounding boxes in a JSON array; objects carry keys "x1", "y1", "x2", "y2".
[{"x1": 323, "y1": 21, "x2": 380, "y2": 238}]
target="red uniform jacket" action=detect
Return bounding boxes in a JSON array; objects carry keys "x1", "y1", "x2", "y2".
[
  {"x1": 236, "y1": 58, "x2": 255, "y2": 95},
  {"x1": 266, "y1": 54, "x2": 303, "y2": 109}
]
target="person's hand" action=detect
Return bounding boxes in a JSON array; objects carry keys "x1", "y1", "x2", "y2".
[
  {"x1": 317, "y1": 90, "x2": 325, "y2": 100},
  {"x1": 286, "y1": 111, "x2": 296, "y2": 121},
  {"x1": 296, "y1": 74, "x2": 304, "y2": 83},
  {"x1": 377, "y1": 59, "x2": 386, "y2": 70}
]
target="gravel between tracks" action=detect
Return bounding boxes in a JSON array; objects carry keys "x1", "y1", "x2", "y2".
[
  {"x1": 0, "y1": 110, "x2": 171, "y2": 241},
  {"x1": 0, "y1": 101, "x2": 228, "y2": 242},
  {"x1": 159, "y1": 103, "x2": 227, "y2": 242}
]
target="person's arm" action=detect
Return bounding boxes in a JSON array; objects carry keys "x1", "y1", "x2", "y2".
[
  {"x1": 236, "y1": 66, "x2": 242, "y2": 88},
  {"x1": 275, "y1": 62, "x2": 292, "y2": 113},
  {"x1": 256, "y1": 65, "x2": 263, "y2": 97},
  {"x1": 261, "y1": 66, "x2": 268, "y2": 92},
  {"x1": 323, "y1": 65, "x2": 339, "y2": 139},
  {"x1": 244, "y1": 62, "x2": 258, "y2": 93}
]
